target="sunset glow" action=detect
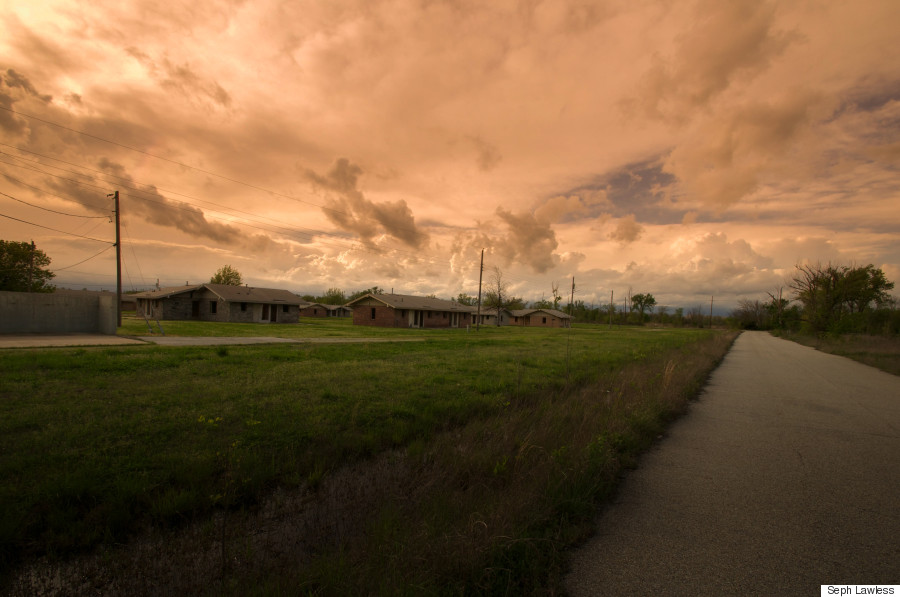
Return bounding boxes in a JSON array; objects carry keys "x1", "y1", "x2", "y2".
[{"x1": 2, "y1": 0, "x2": 898, "y2": 311}]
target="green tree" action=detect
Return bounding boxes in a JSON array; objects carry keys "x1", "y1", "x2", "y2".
[
  {"x1": 631, "y1": 293, "x2": 657, "y2": 322},
  {"x1": 210, "y1": 265, "x2": 243, "y2": 286},
  {"x1": 790, "y1": 263, "x2": 894, "y2": 333},
  {"x1": 455, "y1": 292, "x2": 475, "y2": 306},
  {"x1": 0, "y1": 240, "x2": 55, "y2": 292},
  {"x1": 319, "y1": 287, "x2": 346, "y2": 305}
]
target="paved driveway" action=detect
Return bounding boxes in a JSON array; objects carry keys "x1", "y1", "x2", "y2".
[{"x1": 565, "y1": 331, "x2": 900, "y2": 595}]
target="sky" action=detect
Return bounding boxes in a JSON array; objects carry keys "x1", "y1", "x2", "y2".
[{"x1": 1, "y1": 0, "x2": 899, "y2": 312}]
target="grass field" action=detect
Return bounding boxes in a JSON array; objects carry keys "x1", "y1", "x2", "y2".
[
  {"x1": 776, "y1": 332, "x2": 900, "y2": 376},
  {"x1": 2, "y1": 320, "x2": 737, "y2": 595}
]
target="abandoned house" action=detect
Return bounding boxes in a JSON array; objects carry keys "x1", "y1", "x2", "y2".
[
  {"x1": 509, "y1": 308, "x2": 573, "y2": 327},
  {"x1": 134, "y1": 283, "x2": 304, "y2": 323},
  {"x1": 299, "y1": 302, "x2": 352, "y2": 318},
  {"x1": 345, "y1": 293, "x2": 475, "y2": 328}
]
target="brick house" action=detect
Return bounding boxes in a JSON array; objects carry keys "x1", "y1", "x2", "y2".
[
  {"x1": 299, "y1": 303, "x2": 352, "y2": 318},
  {"x1": 346, "y1": 293, "x2": 475, "y2": 328},
  {"x1": 472, "y1": 307, "x2": 513, "y2": 326},
  {"x1": 509, "y1": 308, "x2": 572, "y2": 328},
  {"x1": 134, "y1": 283, "x2": 304, "y2": 323}
]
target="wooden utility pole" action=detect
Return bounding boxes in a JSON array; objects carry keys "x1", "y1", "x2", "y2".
[
  {"x1": 28, "y1": 240, "x2": 35, "y2": 292},
  {"x1": 110, "y1": 191, "x2": 122, "y2": 327},
  {"x1": 569, "y1": 277, "x2": 575, "y2": 322},
  {"x1": 475, "y1": 248, "x2": 483, "y2": 331},
  {"x1": 709, "y1": 295, "x2": 714, "y2": 329},
  {"x1": 609, "y1": 290, "x2": 613, "y2": 328}
]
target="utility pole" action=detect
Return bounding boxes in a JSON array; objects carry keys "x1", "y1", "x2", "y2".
[
  {"x1": 569, "y1": 277, "x2": 575, "y2": 322},
  {"x1": 609, "y1": 290, "x2": 613, "y2": 328},
  {"x1": 709, "y1": 295, "x2": 714, "y2": 329},
  {"x1": 475, "y1": 248, "x2": 484, "y2": 331},
  {"x1": 109, "y1": 191, "x2": 122, "y2": 327},
  {"x1": 28, "y1": 240, "x2": 35, "y2": 292}
]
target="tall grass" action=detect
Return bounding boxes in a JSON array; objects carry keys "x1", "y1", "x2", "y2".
[{"x1": 1, "y1": 325, "x2": 736, "y2": 594}]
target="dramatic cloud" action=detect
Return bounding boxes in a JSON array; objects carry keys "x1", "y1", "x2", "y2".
[
  {"x1": 628, "y1": 0, "x2": 796, "y2": 120},
  {"x1": 0, "y1": 0, "x2": 897, "y2": 307},
  {"x1": 493, "y1": 208, "x2": 559, "y2": 273},
  {"x1": 306, "y1": 158, "x2": 429, "y2": 249},
  {"x1": 608, "y1": 215, "x2": 644, "y2": 245}
]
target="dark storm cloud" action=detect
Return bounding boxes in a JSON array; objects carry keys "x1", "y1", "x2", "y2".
[
  {"x1": 306, "y1": 158, "x2": 429, "y2": 249},
  {"x1": 3, "y1": 68, "x2": 52, "y2": 102},
  {"x1": 493, "y1": 208, "x2": 558, "y2": 273},
  {"x1": 550, "y1": 158, "x2": 681, "y2": 225}
]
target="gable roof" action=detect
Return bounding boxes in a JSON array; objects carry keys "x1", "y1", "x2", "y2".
[
  {"x1": 133, "y1": 283, "x2": 305, "y2": 305},
  {"x1": 345, "y1": 293, "x2": 476, "y2": 313},
  {"x1": 510, "y1": 308, "x2": 572, "y2": 319},
  {"x1": 132, "y1": 285, "x2": 203, "y2": 299},
  {"x1": 301, "y1": 302, "x2": 348, "y2": 311}
]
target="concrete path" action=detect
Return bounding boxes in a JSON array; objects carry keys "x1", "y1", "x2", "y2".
[
  {"x1": 0, "y1": 334, "x2": 147, "y2": 348},
  {"x1": 0, "y1": 334, "x2": 425, "y2": 348},
  {"x1": 565, "y1": 331, "x2": 900, "y2": 596}
]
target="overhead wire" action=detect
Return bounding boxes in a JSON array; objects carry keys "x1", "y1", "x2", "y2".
[
  {"x1": 0, "y1": 147, "x2": 456, "y2": 267},
  {"x1": 0, "y1": 106, "x2": 425, "y2": 234},
  {"x1": 0, "y1": 210, "x2": 113, "y2": 244},
  {"x1": 54, "y1": 244, "x2": 116, "y2": 271}
]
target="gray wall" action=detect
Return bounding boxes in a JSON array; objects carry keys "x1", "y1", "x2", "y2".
[{"x1": 0, "y1": 291, "x2": 117, "y2": 335}]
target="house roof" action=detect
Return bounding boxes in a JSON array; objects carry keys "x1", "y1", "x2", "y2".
[
  {"x1": 132, "y1": 284, "x2": 204, "y2": 299},
  {"x1": 133, "y1": 283, "x2": 306, "y2": 305},
  {"x1": 301, "y1": 302, "x2": 349, "y2": 311},
  {"x1": 346, "y1": 292, "x2": 477, "y2": 313},
  {"x1": 510, "y1": 308, "x2": 572, "y2": 319}
]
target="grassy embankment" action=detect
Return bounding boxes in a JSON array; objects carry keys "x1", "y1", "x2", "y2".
[
  {"x1": 775, "y1": 332, "x2": 900, "y2": 376},
  {"x1": 2, "y1": 320, "x2": 737, "y2": 595}
]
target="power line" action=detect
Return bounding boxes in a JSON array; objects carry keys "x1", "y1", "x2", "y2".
[
  {"x1": 0, "y1": 106, "x2": 390, "y2": 223},
  {"x1": 54, "y1": 244, "x2": 116, "y2": 271},
  {"x1": 1, "y1": 150, "x2": 455, "y2": 266},
  {"x1": 0, "y1": 211, "x2": 112, "y2": 244},
  {"x1": 0, "y1": 187, "x2": 109, "y2": 219}
]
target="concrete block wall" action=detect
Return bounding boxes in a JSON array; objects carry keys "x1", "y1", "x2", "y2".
[{"x1": 0, "y1": 291, "x2": 117, "y2": 334}]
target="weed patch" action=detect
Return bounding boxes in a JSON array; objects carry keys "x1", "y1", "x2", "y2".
[{"x1": 2, "y1": 327, "x2": 735, "y2": 595}]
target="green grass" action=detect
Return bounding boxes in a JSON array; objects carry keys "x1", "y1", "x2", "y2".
[
  {"x1": 1, "y1": 321, "x2": 732, "y2": 593},
  {"x1": 776, "y1": 331, "x2": 900, "y2": 376},
  {"x1": 120, "y1": 314, "x2": 434, "y2": 338}
]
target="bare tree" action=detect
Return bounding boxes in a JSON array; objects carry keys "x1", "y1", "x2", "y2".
[{"x1": 485, "y1": 265, "x2": 509, "y2": 326}]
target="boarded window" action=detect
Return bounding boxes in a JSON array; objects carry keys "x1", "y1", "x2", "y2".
[{"x1": 210, "y1": 301, "x2": 217, "y2": 314}]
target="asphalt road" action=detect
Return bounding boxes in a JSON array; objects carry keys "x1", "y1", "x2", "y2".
[{"x1": 565, "y1": 331, "x2": 900, "y2": 596}]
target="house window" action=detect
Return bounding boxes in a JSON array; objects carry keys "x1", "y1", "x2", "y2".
[
  {"x1": 542, "y1": 317, "x2": 547, "y2": 324},
  {"x1": 371, "y1": 307, "x2": 376, "y2": 320},
  {"x1": 282, "y1": 305, "x2": 288, "y2": 313},
  {"x1": 444, "y1": 312, "x2": 447, "y2": 319},
  {"x1": 241, "y1": 302, "x2": 247, "y2": 312},
  {"x1": 314, "y1": 308, "x2": 318, "y2": 315},
  {"x1": 210, "y1": 301, "x2": 217, "y2": 314}
]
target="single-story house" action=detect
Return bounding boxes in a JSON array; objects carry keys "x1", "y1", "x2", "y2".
[
  {"x1": 471, "y1": 307, "x2": 513, "y2": 326},
  {"x1": 134, "y1": 283, "x2": 304, "y2": 323},
  {"x1": 299, "y1": 302, "x2": 352, "y2": 318},
  {"x1": 509, "y1": 308, "x2": 573, "y2": 328},
  {"x1": 346, "y1": 293, "x2": 475, "y2": 328}
]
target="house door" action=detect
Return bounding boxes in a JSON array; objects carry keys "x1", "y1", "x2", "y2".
[
  {"x1": 262, "y1": 304, "x2": 269, "y2": 321},
  {"x1": 270, "y1": 305, "x2": 277, "y2": 322},
  {"x1": 191, "y1": 301, "x2": 200, "y2": 318}
]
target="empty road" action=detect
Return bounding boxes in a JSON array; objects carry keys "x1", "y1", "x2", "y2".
[{"x1": 566, "y1": 331, "x2": 900, "y2": 596}]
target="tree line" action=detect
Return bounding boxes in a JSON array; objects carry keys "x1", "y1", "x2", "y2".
[{"x1": 732, "y1": 263, "x2": 897, "y2": 335}]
